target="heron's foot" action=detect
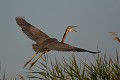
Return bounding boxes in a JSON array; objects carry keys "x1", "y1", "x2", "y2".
[{"x1": 23, "y1": 60, "x2": 31, "y2": 68}]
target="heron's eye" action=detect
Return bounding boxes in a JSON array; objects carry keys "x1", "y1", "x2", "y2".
[{"x1": 68, "y1": 27, "x2": 72, "y2": 29}]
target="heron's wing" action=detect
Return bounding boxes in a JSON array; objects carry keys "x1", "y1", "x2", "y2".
[
  {"x1": 16, "y1": 16, "x2": 50, "y2": 41},
  {"x1": 48, "y1": 42, "x2": 99, "y2": 54}
]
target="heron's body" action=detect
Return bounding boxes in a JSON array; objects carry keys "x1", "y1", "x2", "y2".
[
  {"x1": 33, "y1": 38, "x2": 58, "y2": 52},
  {"x1": 16, "y1": 16, "x2": 99, "y2": 69}
]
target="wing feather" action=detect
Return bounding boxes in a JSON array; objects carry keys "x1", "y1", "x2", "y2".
[
  {"x1": 16, "y1": 16, "x2": 50, "y2": 42},
  {"x1": 47, "y1": 42, "x2": 99, "y2": 54}
]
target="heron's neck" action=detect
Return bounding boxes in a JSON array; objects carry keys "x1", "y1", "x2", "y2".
[{"x1": 61, "y1": 30, "x2": 69, "y2": 43}]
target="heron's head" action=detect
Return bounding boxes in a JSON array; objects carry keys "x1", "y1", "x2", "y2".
[{"x1": 66, "y1": 26, "x2": 78, "y2": 33}]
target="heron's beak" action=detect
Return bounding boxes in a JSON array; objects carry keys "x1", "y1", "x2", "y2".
[{"x1": 71, "y1": 26, "x2": 78, "y2": 32}]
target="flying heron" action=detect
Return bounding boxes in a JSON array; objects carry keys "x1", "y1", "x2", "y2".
[{"x1": 16, "y1": 16, "x2": 99, "y2": 69}]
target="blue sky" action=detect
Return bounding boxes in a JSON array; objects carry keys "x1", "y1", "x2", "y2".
[{"x1": 0, "y1": 0, "x2": 120, "y2": 77}]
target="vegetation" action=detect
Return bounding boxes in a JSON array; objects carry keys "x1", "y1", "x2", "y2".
[
  {"x1": 26, "y1": 32, "x2": 120, "y2": 80},
  {"x1": 26, "y1": 50, "x2": 120, "y2": 80},
  {"x1": 0, "y1": 32, "x2": 120, "y2": 80},
  {"x1": 0, "y1": 64, "x2": 17, "y2": 80}
]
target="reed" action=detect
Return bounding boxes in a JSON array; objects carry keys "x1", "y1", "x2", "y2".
[{"x1": 26, "y1": 50, "x2": 120, "y2": 80}]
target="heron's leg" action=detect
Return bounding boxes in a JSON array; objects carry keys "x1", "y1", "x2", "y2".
[
  {"x1": 29, "y1": 51, "x2": 47, "y2": 69},
  {"x1": 23, "y1": 51, "x2": 39, "y2": 68},
  {"x1": 43, "y1": 53, "x2": 46, "y2": 61},
  {"x1": 43, "y1": 49, "x2": 50, "y2": 61}
]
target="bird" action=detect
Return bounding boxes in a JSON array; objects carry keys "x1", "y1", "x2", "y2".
[
  {"x1": 16, "y1": 16, "x2": 100, "y2": 69},
  {"x1": 16, "y1": 16, "x2": 78, "y2": 68}
]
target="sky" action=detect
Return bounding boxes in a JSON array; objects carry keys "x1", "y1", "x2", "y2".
[{"x1": 0, "y1": 0, "x2": 120, "y2": 78}]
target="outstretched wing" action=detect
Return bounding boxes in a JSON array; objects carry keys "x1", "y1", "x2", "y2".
[
  {"x1": 16, "y1": 16, "x2": 50, "y2": 42},
  {"x1": 47, "y1": 42, "x2": 99, "y2": 54}
]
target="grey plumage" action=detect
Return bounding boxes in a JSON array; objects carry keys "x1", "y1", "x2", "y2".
[
  {"x1": 16, "y1": 16, "x2": 99, "y2": 69},
  {"x1": 16, "y1": 16, "x2": 99, "y2": 54},
  {"x1": 16, "y1": 16, "x2": 50, "y2": 44}
]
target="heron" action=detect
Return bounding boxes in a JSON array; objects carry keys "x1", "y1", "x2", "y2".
[
  {"x1": 16, "y1": 16, "x2": 77, "y2": 68},
  {"x1": 16, "y1": 16, "x2": 99, "y2": 69}
]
